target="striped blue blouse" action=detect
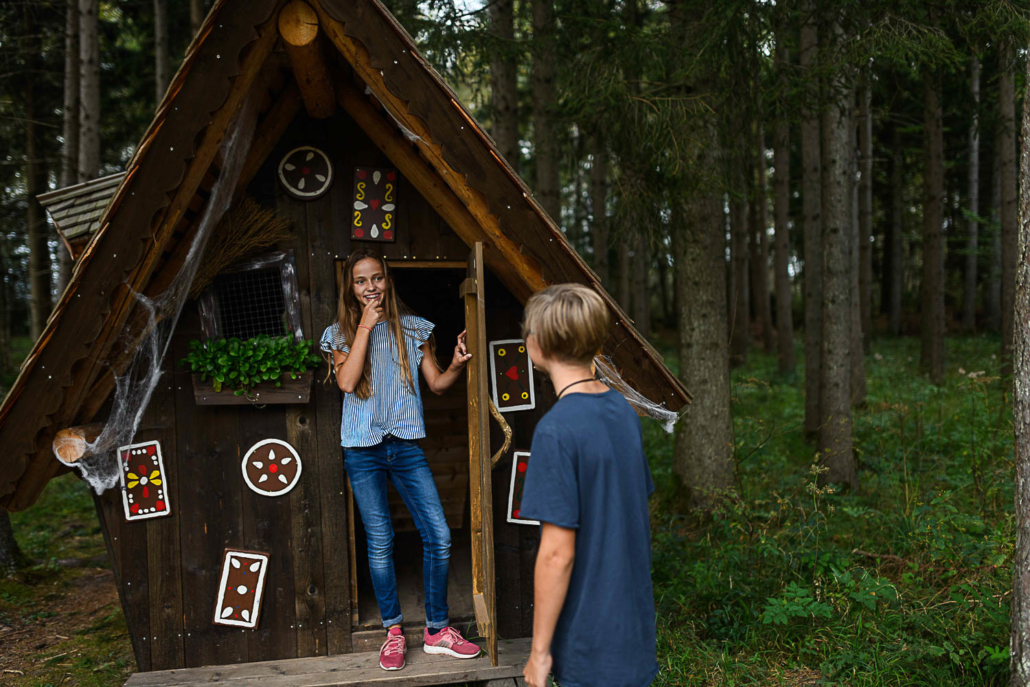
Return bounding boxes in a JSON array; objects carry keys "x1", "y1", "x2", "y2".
[{"x1": 320, "y1": 315, "x2": 435, "y2": 448}]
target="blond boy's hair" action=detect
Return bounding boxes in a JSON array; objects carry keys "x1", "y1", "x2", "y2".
[{"x1": 522, "y1": 284, "x2": 610, "y2": 364}]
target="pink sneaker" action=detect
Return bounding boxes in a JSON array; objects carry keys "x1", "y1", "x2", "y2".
[
  {"x1": 422, "y1": 626, "x2": 482, "y2": 659},
  {"x1": 379, "y1": 627, "x2": 406, "y2": 670}
]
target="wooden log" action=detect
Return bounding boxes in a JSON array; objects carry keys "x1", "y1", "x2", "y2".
[
  {"x1": 52, "y1": 422, "x2": 104, "y2": 464},
  {"x1": 279, "y1": 1, "x2": 335, "y2": 119}
]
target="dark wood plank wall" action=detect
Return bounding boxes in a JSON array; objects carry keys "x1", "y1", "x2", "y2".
[{"x1": 96, "y1": 100, "x2": 549, "y2": 672}]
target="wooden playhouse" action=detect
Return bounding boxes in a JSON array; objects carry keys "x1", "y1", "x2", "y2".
[{"x1": 1, "y1": 0, "x2": 689, "y2": 683}]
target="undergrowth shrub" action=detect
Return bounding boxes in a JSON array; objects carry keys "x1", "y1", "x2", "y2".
[{"x1": 647, "y1": 335, "x2": 1012, "y2": 686}]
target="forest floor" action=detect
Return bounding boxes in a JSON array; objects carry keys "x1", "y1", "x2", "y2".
[{"x1": 0, "y1": 334, "x2": 1015, "y2": 686}]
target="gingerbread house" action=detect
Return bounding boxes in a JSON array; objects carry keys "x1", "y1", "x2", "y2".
[{"x1": 1, "y1": 0, "x2": 689, "y2": 684}]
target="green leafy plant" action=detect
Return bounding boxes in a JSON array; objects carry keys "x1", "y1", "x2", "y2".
[{"x1": 178, "y1": 335, "x2": 322, "y2": 397}]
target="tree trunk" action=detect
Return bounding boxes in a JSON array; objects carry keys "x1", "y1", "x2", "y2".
[
  {"x1": 730, "y1": 173, "x2": 750, "y2": 366},
  {"x1": 800, "y1": 0, "x2": 822, "y2": 435},
  {"x1": 633, "y1": 232, "x2": 650, "y2": 339},
  {"x1": 888, "y1": 135, "x2": 905, "y2": 335},
  {"x1": 0, "y1": 510, "x2": 26, "y2": 576},
  {"x1": 849, "y1": 93, "x2": 866, "y2": 406},
  {"x1": 0, "y1": 232, "x2": 8, "y2": 376},
  {"x1": 25, "y1": 6, "x2": 52, "y2": 342},
  {"x1": 858, "y1": 84, "x2": 873, "y2": 349},
  {"x1": 489, "y1": 0, "x2": 518, "y2": 169},
  {"x1": 191, "y1": 0, "x2": 205, "y2": 36},
  {"x1": 817, "y1": 21, "x2": 856, "y2": 493},
  {"x1": 1009, "y1": 51, "x2": 1030, "y2": 686},
  {"x1": 751, "y1": 122, "x2": 774, "y2": 353},
  {"x1": 618, "y1": 234, "x2": 632, "y2": 314},
  {"x1": 531, "y1": 0, "x2": 560, "y2": 221},
  {"x1": 673, "y1": 127, "x2": 734, "y2": 511},
  {"x1": 58, "y1": 0, "x2": 80, "y2": 296},
  {"x1": 78, "y1": 0, "x2": 100, "y2": 183},
  {"x1": 989, "y1": 145, "x2": 1002, "y2": 333},
  {"x1": 1002, "y1": 44, "x2": 1018, "y2": 373},
  {"x1": 963, "y1": 56, "x2": 981, "y2": 332},
  {"x1": 589, "y1": 137, "x2": 608, "y2": 287},
  {"x1": 773, "y1": 45, "x2": 795, "y2": 374},
  {"x1": 921, "y1": 74, "x2": 946, "y2": 385},
  {"x1": 154, "y1": 0, "x2": 170, "y2": 107},
  {"x1": 656, "y1": 250, "x2": 673, "y2": 329}
]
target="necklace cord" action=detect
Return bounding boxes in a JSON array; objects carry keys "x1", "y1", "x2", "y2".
[{"x1": 556, "y1": 378, "x2": 596, "y2": 399}]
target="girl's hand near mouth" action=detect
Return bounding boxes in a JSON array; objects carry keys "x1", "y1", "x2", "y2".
[{"x1": 359, "y1": 293, "x2": 383, "y2": 329}]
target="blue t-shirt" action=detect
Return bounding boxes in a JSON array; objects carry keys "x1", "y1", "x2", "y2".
[
  {"x1": 519, "y1": 388, "x2": 658, "y2": 687},
  {"x1": 320, "y1": 315, "x2": 434, "y2": 447}
]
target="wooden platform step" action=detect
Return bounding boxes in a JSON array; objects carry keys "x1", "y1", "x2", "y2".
[{"x1": 124, "y1": 638, "x2": 531, "y2": 687}]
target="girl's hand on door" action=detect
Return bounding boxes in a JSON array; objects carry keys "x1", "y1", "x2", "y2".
[{"x1": 451, "y1": 330, "x2": 471, "y2": 368}]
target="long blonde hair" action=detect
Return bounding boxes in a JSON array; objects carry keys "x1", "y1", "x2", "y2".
[{"x1": 336, "y1": 249, "x2": 417, "y2": 399}]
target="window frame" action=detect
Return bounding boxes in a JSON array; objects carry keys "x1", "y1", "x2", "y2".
[{"x1": 197, "y1": 249, "x2": 303, "y2": 341}]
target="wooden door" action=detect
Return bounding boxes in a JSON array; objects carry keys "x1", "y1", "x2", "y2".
[{"x1": 462, "y1": 242, "x2": 497, "y2": 665}]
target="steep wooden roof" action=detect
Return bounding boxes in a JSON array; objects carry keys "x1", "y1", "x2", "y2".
[
  {"x1": 0, "y1": 0, "x2": 689, "y2": 511},
  {"x1": 39, "y1": 173, "x2": 127, "y2": 257}
]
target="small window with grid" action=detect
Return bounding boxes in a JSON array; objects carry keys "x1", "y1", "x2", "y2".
[{"x1": 198, "y1": 251, "x2": 303, "y2": 340}]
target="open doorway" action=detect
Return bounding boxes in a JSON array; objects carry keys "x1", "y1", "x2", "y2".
[{"x1": 343, "y1": 264, "x2": 477, "y2": 633}]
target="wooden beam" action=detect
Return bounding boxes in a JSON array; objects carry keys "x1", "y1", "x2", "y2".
[
  {"x1": 52, "y1": 423, "x2": 105, "y2": 464},
  {"x1": 334, "y1": 77, "x2": 533, "y2": 302},
  {"x1": 279, "y1": 1, "x2": 335, "y2": 119}
]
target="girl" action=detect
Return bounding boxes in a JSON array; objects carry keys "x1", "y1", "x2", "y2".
[{"x1": 320, "y1": 248, "x2": 481, "y2": 671}]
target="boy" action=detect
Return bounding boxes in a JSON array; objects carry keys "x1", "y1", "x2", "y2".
[{"x1": 519, "y1": 284, "x2": 658, "y2": 687}]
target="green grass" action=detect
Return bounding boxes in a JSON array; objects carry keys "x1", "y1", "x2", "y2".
[
  {"x1": 646, "y1": 334, "x2": 1013, "y2": 686},
  {"x1": 1, "y1": 336, "x2": 34, "y2": 391},
  {"x1": 0, "y1": 475, "x2": 133, "y2": 687}
]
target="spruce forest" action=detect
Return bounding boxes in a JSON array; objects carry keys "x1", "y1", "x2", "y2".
[{"x1": 2, "y1": 0, "x2": 1030, "y2": 685}]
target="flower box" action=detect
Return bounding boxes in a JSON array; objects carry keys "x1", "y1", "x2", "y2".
[{"x1": 191, "y1": 371, "x2": 314, "y2": 406}]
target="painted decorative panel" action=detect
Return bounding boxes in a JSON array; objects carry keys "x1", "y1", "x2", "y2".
[
  {"x1": 117, "y1": 440, "x2": 171, "y2": 521},
  {"x1": 213, "y1": 549, "x2": 269, "y2": 629},
  {"x1": 489, "y1": 339, "x2": 536, "y2": 413},
  {"x1": 351, "y1": 167, "x2": 397, "y2": 242}
]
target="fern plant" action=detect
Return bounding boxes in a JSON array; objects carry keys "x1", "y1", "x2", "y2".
[{"x1": 179, "y1": 335, "x2": 322, "y2": 396}]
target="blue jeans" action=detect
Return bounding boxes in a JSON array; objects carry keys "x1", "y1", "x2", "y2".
[{"x1": 345, "y1": 436, "x2": 451, "y2": 629}]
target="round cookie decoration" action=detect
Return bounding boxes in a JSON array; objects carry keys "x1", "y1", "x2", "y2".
[
  {"x1": 278, "y1": 146, "x2": 333, "y2": 200},
  {"x1": 242, "y1": 439, "x2": 302, "y2": 497}
]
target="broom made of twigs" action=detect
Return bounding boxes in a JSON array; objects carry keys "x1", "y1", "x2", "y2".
[{"x1": 189, "y1": 196, "x2": 294, "y2": 299}]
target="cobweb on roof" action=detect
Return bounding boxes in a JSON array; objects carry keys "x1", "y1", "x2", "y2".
[
  {"x1": 594, "y1": 354, "x2": 683, "y2": 433},
  {"x1": 51, "y1": 96, "x2": 259, "y2": 494}
]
